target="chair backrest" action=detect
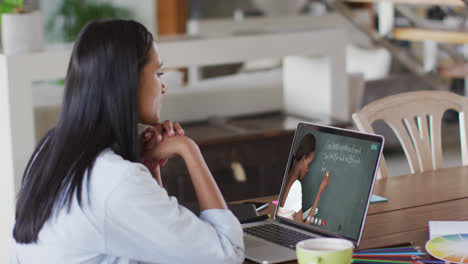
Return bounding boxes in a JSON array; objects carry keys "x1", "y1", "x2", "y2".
[{"x1": 352, "y1": 91, "x2": 468, "y2": 179}]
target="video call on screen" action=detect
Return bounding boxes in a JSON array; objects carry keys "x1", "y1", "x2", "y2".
[{"x1": 278, "y1": 129, "x2": 381, "y2": 241}]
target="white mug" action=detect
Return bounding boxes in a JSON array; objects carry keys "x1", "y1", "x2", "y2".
[{"x1": 296, "y1": 238, "x2": 354, "y2": 264}]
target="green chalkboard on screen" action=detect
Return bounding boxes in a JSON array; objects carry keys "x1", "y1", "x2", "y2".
[{"x1": 291, "y1": 128, "x2": 381, "y2": 240}]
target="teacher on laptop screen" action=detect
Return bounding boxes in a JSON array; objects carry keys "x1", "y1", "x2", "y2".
[
  {"x1": 278, "y1": 134, "x2": 331, "y2": 224},
  {"x1": 243, "y1": 123, "x2": 383, "y2": 263},
  {"x1": 278, "y1": 128, "x2": 380, "y2": 241}
]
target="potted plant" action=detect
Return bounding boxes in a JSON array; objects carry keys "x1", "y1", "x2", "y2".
[
  {"x1": 46, "y1": 0, "x2": 132, "y2": 43},
  {"x1": 1, "y1": 0, "x2": 44, "y2": 54}
]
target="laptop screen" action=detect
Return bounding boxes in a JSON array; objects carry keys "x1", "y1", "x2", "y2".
[{"x1": 276, "y1": 122, "x2": 383, "y2": 244}]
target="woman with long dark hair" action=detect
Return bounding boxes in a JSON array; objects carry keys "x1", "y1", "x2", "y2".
[
  {"x1": 12, "y1": 20, "x2": 244, "y2": 264},
  {"x1": 278, "y1": 134, "x2": 331, "y2": 224}
]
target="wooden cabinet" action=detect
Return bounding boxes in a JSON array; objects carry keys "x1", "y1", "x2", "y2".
[{"x1": 161, "y1": 134, "x2": 293, "y2": 202}]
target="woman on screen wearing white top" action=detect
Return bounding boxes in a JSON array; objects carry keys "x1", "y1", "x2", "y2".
[
  {"x1": 12, "y1": 19, "x2": 244, "y2": 264},
  {"x1": 278, "y1": 134, "x2": 331, "y2": 225}
]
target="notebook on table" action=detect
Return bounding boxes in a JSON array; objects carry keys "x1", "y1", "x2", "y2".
[{"x1": 243, "y1": 122, "x2": 384, "y2": 264}]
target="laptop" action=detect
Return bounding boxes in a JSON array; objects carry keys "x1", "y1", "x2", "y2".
[{"x1": 243, "y1": 122, "x2": 384, "y2": 263}]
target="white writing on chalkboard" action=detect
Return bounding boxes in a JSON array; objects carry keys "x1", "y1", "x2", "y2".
[
  {"x1": 323, "y1": 143, "x2": 362, "y2": 166},
  {"x1": 326, "y1": 143, "x2": 362, "y2": 154}
]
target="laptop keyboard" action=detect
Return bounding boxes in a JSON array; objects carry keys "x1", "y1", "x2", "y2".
[{"x1": 244, "y1": 223, "x2": 314, "y2": 249}]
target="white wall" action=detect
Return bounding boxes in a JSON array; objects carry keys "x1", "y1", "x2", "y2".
[
  {"x1": 111, "y1": 0, "x2": 157, "y2": 36},
  {"x1": 0, "y1": 55, "x2": 16, "y2": 264}
]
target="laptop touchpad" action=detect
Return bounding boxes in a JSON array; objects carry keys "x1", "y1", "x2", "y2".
[
  {"x1": 245, "y1": 241, "x2": 296, "y2": 263},
  {"x1": 244, "y1": 236, "x2": 270, "y2": 248}
]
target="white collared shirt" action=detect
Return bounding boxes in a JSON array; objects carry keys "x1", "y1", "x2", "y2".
[
  {"x1": 12, "y1": 149, "x2": 244, "y2": 264},
  {"x1": 282, "y1": 180, "x2": 302, "y2": 214}
]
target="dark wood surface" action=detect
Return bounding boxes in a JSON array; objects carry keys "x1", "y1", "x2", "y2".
[
  {"x1": 241, "y1": 166, "x2": 468, "y2": 263},
  {"x1": 181, "y1": 112, "x2": 349, "y2": 147}
]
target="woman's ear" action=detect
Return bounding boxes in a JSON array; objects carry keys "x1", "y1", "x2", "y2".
[
  {"x1": 310, "y1": 152, "x2": 315, "y2": 161},
  {"x1": 300, "y1": 156, "x2": 306, "y2": 164},
  {"x1": 301, "y1": 156, "x2": 309, "y2": 169}
]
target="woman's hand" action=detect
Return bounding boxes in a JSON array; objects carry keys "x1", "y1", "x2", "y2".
[
  {"x1": 140, "y1": 120, "x2": 185, "y2": 180},
  {"x1": 142, "y1": 122, "x2": 226, "y2": 211},
  {"x1": 318, "y1": 171, "x2": 331, "y2": 193},
  {"x1": 149, "y1": 135, "x2": 197, "y2": 160}
]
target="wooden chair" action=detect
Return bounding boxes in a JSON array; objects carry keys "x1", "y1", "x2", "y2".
[{"x1": 352, "y1": 91, "x2": 468, "y2": 179}]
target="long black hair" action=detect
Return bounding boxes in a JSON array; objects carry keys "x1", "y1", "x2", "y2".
[
  {"x1": 13, "y1": 19, "x2": 154, "y2": 243},
  {"x1": 292, "y1": 134, "x2": 316, "y2": 162}
]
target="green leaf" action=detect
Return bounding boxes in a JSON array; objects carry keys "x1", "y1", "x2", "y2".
[
  {"x1": 1, "y1": 0, "x2": 23, "y2": 9},
  {"x1": 46, "y1": 0, "x2": 133, "y2": 42},
  {"x1": 0, "y1": 2, "x2": 18, "y2": 27}
]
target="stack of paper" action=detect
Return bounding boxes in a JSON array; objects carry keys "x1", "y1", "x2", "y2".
[{"x1": 428, "y1": 221, "x2": 468, "y2": 239}]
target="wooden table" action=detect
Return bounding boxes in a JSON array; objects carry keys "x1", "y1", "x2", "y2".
[
  {"x1": 242, "y1": 166, "x2": 468, "y2": 263},
  {"x1": 346, "y1": 0, "x2": 464, "y2": 6}
]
